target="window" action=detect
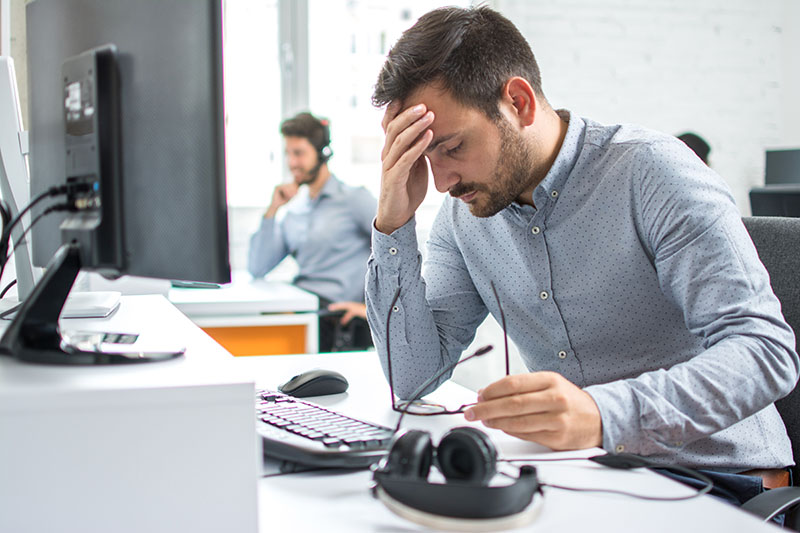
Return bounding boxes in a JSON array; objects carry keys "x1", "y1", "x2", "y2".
[{"x1": 223, "y1": 0, "x2": 282, "y2": 208}]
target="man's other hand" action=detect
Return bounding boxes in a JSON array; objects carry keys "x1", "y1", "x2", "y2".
[
  {"x1": 327, "y1": 301, "x2": 367, "y2": 325},
  {"x1": 264, "y1": 183, "x2": 300, "y2": 218}
]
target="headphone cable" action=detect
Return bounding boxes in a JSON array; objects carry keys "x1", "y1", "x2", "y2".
[{"x1": 498, "y1": 454, "x2": 714, "y2": 502}]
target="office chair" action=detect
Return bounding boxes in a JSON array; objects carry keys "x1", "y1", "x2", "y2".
[{"x1": 740, "y1": 217, "x2": 800, "y2": 529}]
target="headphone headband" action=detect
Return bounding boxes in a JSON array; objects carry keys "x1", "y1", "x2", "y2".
[
  {"x1": 372, "y1": 465, "x2": 539, "y2": 520},
  {"x1": 371, "y1": 427, "x2": 540, "y2": 529}
]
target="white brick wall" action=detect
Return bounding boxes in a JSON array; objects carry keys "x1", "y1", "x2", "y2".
[{"x1": 495, "y1": 0, "x2": 799, "y2": 214}]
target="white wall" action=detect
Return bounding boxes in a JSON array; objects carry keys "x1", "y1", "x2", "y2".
[
  {"x1": 781, "y1": 0, "x2": 800, "y2": 146},
  {"x1": 496, "y1": 0, "x2": 799, "y2": 215}
]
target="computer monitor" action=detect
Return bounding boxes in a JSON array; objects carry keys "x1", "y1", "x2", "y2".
[
  {"x1": 749, "y1": 186, "x2": 800, "y2": 218},
  {"x1": 765, "y1": 149, "x2": 800, "y2": 185},
  {"x1": 0, "y1": 57, "x2": 35, "y2": 299},
  {"x1": 0, "y1": 0, "x2": 231, "y2": 365}
]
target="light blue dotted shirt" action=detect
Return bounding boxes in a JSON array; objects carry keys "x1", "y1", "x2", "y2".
[
  {"x1": 248, "y1": 175, "x2": 376, "y2": 302},
  {"x1": 365, "y1": 111, "x2": 799, "y2": 470}
]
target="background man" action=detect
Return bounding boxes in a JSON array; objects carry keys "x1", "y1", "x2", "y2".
[
  {"x1": 249, "y1": 112, "x2": 375, "y2": 351},
  {"x1": 677, "y1": 132, "x2": 711, "y2": 165},
  {"x1": 366, "y1": 6, "x2": 798, "y2": 503}
]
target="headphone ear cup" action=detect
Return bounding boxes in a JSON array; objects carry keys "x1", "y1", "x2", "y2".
[
  {"x1": 384, "y1": 429, "x2": 434, "y2": 480},
  {"x1": 436, "y1": 426, "x2": 497, "y2": 485},
  {"x1": 320, "y1": 145, "x2": 333, "y2": 163}
]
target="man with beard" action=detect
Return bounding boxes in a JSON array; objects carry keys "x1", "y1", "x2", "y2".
[
  {"x1": 249, "y1": 112, "x2": 376, "y2": 352},
  {"x1": 366, "y1": 5, "x2": 798, "y2": 504}
]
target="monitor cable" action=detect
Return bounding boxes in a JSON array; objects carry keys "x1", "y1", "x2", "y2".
[
  {"x1": 0, "y1": 201, "x2": 72, "y2": 303},
  {"x1": 0, "y1": 184, "x2": 74, "y2": 273},
  {"x1": 0, "y1": 279, "x2": 17, "y2": 298}
]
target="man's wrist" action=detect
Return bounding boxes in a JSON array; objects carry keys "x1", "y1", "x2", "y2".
[
  {"x1": 375, "y1": 215, "x2": 410, "y2": 235},
  {"x1": 374, "y1": 219, "x2": 397, "y2": 235}
]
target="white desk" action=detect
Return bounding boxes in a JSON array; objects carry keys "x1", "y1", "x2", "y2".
[
  {"x1": 0, "y1": 300, "x2": 780, "y2": 533},
  {"x1": 0, "y1": 296, "x2": 259, "y2": 533},
  {"x1": 235, "y1": 351, "x2": 779, "y2": 533},
  {"x1": 169, "y1": 271, "x2": 319, "y2": 355}
]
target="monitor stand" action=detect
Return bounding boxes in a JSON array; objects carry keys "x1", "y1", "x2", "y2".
[{"x1": 0, "y1": 243, "x2": 185, "y2": 364}]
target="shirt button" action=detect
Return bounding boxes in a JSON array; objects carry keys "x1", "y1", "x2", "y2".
[
  {"x1": 392, "y1": 305, "x2": 400, "y2": 312},
  {"x1": 551, "y1": 190, "x2": 559, "y2": 198},
  {"x1": 388, "y1": 247, "x2": 398, "y2": 255},
  {"x1": 539, "y1": 291, "x2": 549, "y2": 300},
  {"x1": 558, "y1": 350, "x2": 567, "y2": 359},
  {"x1": 615, "y1": 445, "x2": 625, "y2": 453},
  {"x1": 531, "y1": 226, "x2": 540, "y2": 235}
]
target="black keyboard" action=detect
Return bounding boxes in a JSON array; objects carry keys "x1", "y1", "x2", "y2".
[{"x1": 256, "y1": 390, "x2": 394, "y2": 470}]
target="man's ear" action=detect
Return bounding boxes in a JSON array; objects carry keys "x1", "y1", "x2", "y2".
[{"x1": 500, "y1": 77, "x2": 536, "y2": 127}]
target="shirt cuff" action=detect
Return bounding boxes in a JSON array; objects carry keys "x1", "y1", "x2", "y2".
[
  {"x1": 584, "y1": 381, "x2": 643, "y2": 455},
  {"x1": 371, "y1": 217, "x2": 419, "y2": 272}
]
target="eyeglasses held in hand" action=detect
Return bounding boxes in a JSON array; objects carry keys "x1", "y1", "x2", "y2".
[{"x1": 384, "y1": 282, "x2": 510, "y2": 417}]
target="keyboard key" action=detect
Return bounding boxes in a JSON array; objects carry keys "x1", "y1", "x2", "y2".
[{"x1": 256, "y1": 389, "x2": 393, "y2": 467}]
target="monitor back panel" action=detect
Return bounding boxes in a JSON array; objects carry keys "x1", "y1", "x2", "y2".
[{"x1": 26, "y1": 0, "x2": 230, "y2": 283}]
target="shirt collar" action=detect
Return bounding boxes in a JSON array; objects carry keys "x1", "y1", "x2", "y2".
[
  {"x1": 316, "y1": 174, "x2": 342, "y2": 200},
  {"x1": 529, "y1": 109, "x2": 585, "y2": 213}
]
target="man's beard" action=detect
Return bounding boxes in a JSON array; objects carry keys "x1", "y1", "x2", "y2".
[
  {"x1": 450, "y1": 120, "x2": 537, "y2": 218},
  {"x1": 294, "y1": 162, "x2": 322, "y2": 186}
]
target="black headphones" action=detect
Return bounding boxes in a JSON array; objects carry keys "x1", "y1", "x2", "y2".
[
  {"x1": 317, "y1": 118, "x2": 332, "y2": 163},
  {"x1": 371, "y1": 427, "x2": 541, "y2": 529}
]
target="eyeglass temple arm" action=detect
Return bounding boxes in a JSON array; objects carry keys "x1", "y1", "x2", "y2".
[
  {"x1": 490, "y1": 281, "x2": 510, "y2": 376},
  {"x1": 393, "y1": 344, "x2": 493, "y2": 432}
]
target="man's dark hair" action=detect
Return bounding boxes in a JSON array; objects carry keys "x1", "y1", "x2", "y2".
[
  {"x1": 677, "y1": 132, "x2": 710, "y2": 165},
  {"x1": 372, "y1": 6, "x2": 546, "y2": 119},
  {"x1": 280, "y1": 112, "x2": 331, "y2": 157}
]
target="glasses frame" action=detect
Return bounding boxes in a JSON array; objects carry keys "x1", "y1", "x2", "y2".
[{"x1": 384, "y1": 282, "x2": 510, "y2": 417}]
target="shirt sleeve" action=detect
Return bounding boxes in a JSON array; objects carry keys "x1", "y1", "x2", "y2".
[
  {"x1": 584, "y1": 141, "x2": 799, "y2": 456},
  {"x1": 352, "y1": 187, "x2": 378, "y2": 238},
  {"x1": 365, "y1": 208, "x2": 489, "y2": 400},
  {"x1": 247, "y1": 215, "x2": 289, "y2": 278}
]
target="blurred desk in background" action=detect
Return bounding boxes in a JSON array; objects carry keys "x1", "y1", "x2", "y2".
[{"x1": 169, "y1": 271, "x2": 319, "y2": 355}]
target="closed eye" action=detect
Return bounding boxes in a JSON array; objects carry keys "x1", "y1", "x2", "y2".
[{"x1": 445, "y1": 143, "x2": 462, "y2": 157}]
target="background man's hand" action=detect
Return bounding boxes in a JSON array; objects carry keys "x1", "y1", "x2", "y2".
[
  {"x1": 264, "y1": 183, "x2": 300, "y2": 218},
  {"x1": 464, "y1": 371, "x2": 603, "y2": 451},
  {"x1": 327, "y1": 301, "x2": 367, "y2": 325},
  {"x1": 375, "y1": 102, "x2": 435, "y2": 234}
]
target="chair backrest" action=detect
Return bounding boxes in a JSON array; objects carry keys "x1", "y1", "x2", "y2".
[{"x1": 743, "y1": 216, "x2": 800, "y2": 480}]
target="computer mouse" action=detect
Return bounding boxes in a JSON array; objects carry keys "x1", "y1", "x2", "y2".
[{"x1": 278, "y1": 369, "x2": 349, "y2": 398}]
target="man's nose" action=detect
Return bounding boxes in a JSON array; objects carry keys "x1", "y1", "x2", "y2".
[{"x1": 431, "y1": 162, "x2": 460, "y2": 193}]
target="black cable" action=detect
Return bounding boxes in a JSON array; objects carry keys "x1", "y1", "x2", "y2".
[
  {"x1": 0, "y1": 202, "x2": 71, "y2": 295},
  {"x1": 500, "y1": 456, "x2": 596, "y2": 463},
  {"x1": 0, "y1": 279, "x2": 17, "y2": 298},
  {"x1": 260, "y1": 466, "x2": 353, "y2": 478},
  {"x1": 0, "y1": 199, "x2": 11, "y2": 236},
  {"x1": 499, "y1": 454, "x2": 714, "y2": 502},
  {"x1": 540, "y1": 481, "x2": 712, "y2": 501},
  {"x1": 0, "y1": 302, "x2": 21, "y2": 320},
  {"x1": 0, "y1": 184, "x2": 73, "y2": 270}
]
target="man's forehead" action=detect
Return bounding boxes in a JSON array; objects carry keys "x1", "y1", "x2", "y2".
[
  {"x1": 284, "y1": 136, "x2": 314, "y2": 148},
  {"x1": 404, "y1": 81, "x2": 455, "y2": 110}
]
